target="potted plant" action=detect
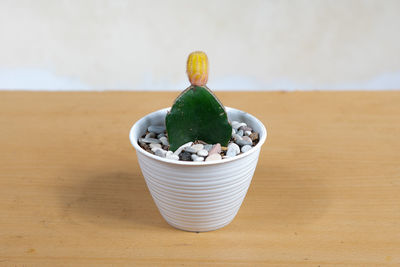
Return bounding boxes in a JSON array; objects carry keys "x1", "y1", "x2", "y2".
[{"x1": 129, "y1": 51, "x2": 267, "y2": 232}]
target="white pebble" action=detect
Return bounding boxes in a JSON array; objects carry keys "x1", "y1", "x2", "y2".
[
  {"x1": 204, "y1": 144, "x2": 213, "y2": 152},
  {"x1": 237, "y1": 130, "x2": 244, "y2": 136},
  {"x1": 194, "y1": 156, "x2": 204, "y2": 162},
  {"x1": 229, "y1": 142, "x2": 240, "y2": 153},
  {"x1": 197, "y1": 149, "x2": 209, "y2": 157},
  {"x1": 232, "y1": 128, "x2": 236, "y2": 135},
  {"x1": 140, "y1": 138, "x2": 161, "y2": 144},
  {"x1": 235, "y1": 136, "x2": 252, "y2": 146},
  {"x1": 148, "y1": 125, "x2": 166, "y2": 134},
  {"x1": 226, "y1": 143, "x2": 240, "y2": 157},
  {"x1": 151, "y1": 147, "x2": 161, "y2": 153},
  {"x1": 192, "y1": 143, "x2": 204, "y2": 151},
  {"x1": 205, "y1": 153, "x2": 222, "y2": 161},
  {"x1": 154, "y1": 148, "x2": 167, "y2": 157},
  {"x1": 241, "y1": 145, "x2": 252, "y2": 153},
  {"x1": 150, "y1": 143, "x2": 161, "y2": 149},
  {"x1": 245, "y1": 131, "x2": 252, "y2": 136},
  {"x1": 145, "y1": 132, "x2": 156, "y2": 138},
  {"x1": 240, "y1": 126, "x2": 253, "y2": 132},
  {"x1": 173, "y1": 142, "x2": 193, "y2": 156},
  {"x1": 232, "y1": 121, "x2": 247, "y2": 130},
  {"x1": 191, "y1": 154, "x2": 204, "y2": 162},
  {"x1": 185, "y1": 144, "x2": 204, "y2": 153},
  {"x1": 165, "y1": 151, "x2": 179, "y2": 160},
  {"x1": 159, "y1": 136, "x2": 169, "y2": 146},
  {"x1": 232, "y1": 134, "x2": 243, "y2": 141},
  {"x1": 157, "y1": 133, "x2": 166, "y2": 138}
]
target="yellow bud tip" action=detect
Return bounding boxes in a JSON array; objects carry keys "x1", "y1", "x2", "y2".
[{"x1": 186, "y1": 51, "x2": 208, "y2": 86}]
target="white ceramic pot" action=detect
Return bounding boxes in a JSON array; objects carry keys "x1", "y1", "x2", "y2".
[{"x1": 129, "y1": 107, "x2": 267, "y2": 232}]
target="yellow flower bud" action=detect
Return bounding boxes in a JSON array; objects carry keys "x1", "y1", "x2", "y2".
[{"x1": 186, "y1": 51, "x2": 208, "y2": 86}]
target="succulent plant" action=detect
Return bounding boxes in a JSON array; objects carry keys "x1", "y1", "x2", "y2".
[{"x1": 165, "y1": 51, "x2": 232, "y2": 152}]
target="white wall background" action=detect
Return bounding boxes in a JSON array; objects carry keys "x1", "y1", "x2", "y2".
[{"x1": 0, "y1": 0, "x2": 399, "y2": 91}]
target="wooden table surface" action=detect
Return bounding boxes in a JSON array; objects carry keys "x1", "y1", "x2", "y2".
[{"x1": 1, "y1": 91, "x2": 399, "y2": 266}]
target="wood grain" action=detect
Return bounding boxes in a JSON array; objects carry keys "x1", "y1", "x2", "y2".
[{"x1": 0, "y1": 91, "x2": 399, "y2": 266}]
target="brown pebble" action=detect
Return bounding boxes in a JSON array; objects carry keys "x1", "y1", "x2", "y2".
[
  {"x1": 139, "y1": 133, "x2": 159, "y2": 154},
  {"x1": 249, "y1": 132, "x2": 259, "y2": 142},
  {"x1": 221, "y1": 146, "x2": 228, "y2": 151},
  {"x1": 140, "y1": 142, "x2": 152, "y2": 153}
]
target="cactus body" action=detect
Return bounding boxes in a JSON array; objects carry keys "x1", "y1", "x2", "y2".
[{"x1": 166, "y1": 85, "x2": 232, "y2": 151}]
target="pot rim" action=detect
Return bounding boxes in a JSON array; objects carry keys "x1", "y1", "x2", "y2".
[{"x1": 129, "y1": 107, "x2": 267, "y2": 166}]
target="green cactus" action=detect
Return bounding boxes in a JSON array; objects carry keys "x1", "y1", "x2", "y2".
[
  {"x1": 165, "y1": 51, "x2": 232, "y2": 152},
  {"x1": 166, "y1": 85, "x2": 232, "y2": 151}
]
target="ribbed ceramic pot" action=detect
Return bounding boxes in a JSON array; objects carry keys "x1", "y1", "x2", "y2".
[{"x1": 129, "y1": 107, "x2": 267, "y2": 232}]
